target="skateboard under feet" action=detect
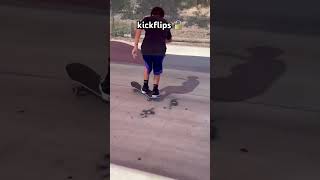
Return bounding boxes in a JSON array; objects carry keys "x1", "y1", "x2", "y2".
[{"x1": 131, "y1": 81, "x2": 159, "y2": 101}]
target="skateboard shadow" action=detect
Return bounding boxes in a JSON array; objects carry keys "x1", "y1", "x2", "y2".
[
  {"x1": 212, "y1": 45, "x2": 286, "y2": 102},
  {"x1": 158, "y1": 76, "x2": 200, "y2": 101}
]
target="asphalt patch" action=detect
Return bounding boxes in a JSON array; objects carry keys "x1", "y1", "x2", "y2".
[
  {"x1": 169, "y1": 99, "x2": 179, "y2": 109},
  {"x1": 140, "y1": 108, "x2": 155, "y2": 118}
]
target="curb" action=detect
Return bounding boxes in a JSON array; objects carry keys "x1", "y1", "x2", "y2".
[{"x1": 110, "y1": 164, "x2": 176, "y2": 180}]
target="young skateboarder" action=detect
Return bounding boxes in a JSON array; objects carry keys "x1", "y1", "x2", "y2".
[{"x1": 131, "y1": 7, "x2": 172, "y2": 98}]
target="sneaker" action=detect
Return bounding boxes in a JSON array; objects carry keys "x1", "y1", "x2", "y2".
[
  {"x1": 99, "y1": 82, "x2": 109, "y2": 101},
  {"x1": 151, "y1": 88, "x2": 160, "y2": 98},
  {"x1": 141, "y1": 84, "x2": 150, "y2": 94}
]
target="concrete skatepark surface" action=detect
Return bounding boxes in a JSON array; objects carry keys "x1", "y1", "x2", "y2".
[
  {"x1": 212, "y1": 26, "x2": 320, "y2": 179},
  {"x1": 1, "y1": 4, "x2": 211, "y2": 180},
  {"x1": 110, "y1": 64, "x2": 210, "y2": 180},
  {"x1": 2, "y1": 1, "x2": 320, "y2": 180},
  {"x1": 110, "y1": 39, "x2": 210, "y2": 179},
  {"x1": 0, "y1": 5, "x2": 108, "y2": 180},
  {"x1": 110, "y1": 164, "x2": 175, "y2": 180}
]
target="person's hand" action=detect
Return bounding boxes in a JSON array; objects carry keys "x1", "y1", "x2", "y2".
[{"x1": 131, "y1": 46, "x2": 138, "y2": 59}]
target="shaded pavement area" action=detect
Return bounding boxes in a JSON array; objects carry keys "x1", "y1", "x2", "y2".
[
  {"x1": 0, "y1": 5, "x2": 108, "y2": 180},
  {"x1": 212, "y1": 25, "x2": 320, "y2": 179}
]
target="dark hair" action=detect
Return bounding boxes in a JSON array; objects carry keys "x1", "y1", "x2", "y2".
[{"x1": 151, "y1": 7, "x2": 165, "y2": 18}]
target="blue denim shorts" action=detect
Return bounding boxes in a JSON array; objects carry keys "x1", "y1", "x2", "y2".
[{"x1": 142, "y1": 55, "x2": 165, "y2": 75}]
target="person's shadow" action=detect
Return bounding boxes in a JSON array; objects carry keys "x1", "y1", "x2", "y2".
[
  {"x1": 159, "y1": 76, "x2": 200, "y2": 101},
  {"x1": 211, "y1": 46, "x2": 286, "y2": 141},
  {"x1": 212, "y1": 45, "x2": 286, "y2": 102}
]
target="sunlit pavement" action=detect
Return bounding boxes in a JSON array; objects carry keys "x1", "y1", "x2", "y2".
[
  {"x1": 110, "y1": 62, "x2": 210, "y2": 180},
  {"x1": 110, "y1": 163, "x2": 175, "y2": 180},
  {"x1": 110, "y1": 38, "x2": 210, "y2": 180}
]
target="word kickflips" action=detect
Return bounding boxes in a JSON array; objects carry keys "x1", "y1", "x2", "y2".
[{"x1": 136, "y1": 20, "x2": 172, "y2": 30}]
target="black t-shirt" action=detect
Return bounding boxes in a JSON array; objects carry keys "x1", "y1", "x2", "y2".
[{"x1": 140, "y1": 16, "x2": 172, "y2": 55}]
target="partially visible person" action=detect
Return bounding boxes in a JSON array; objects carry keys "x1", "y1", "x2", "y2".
[{"x1": 131, "y1": 7, "x2": 172, "y2": 98}]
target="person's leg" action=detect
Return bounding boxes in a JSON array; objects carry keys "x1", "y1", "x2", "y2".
[
  {"x1": 142, "y1": 55, "x2": 152, "y2": 93},
  {"x1": 151, "y1": 55, "x2": 165, "y2": 98},
  {"x1": 153, "y1": 75, "x2": 160, "y2": 85},
  {"x1": 144, "y1": 67, "x2": 149, "y2": 81}
]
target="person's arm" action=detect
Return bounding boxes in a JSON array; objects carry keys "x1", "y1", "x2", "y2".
[
  {"x1": 166, "y1": 29, "x2": 172, "y2": 43},
  {"x1": 131, "y1": 29, "x2": 142, "y2": 59},
  {"x1": 134, "y1": 29, "x2": 142, "y2": 47}
]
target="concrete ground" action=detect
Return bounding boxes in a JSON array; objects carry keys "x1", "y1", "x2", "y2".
[
  {"x1": 2, "y1": 1, "x2": 320, "y2": 180},
  {"x1": 0, "y1": 5, "x2": 108, "y2": 180},
  {"x1": 212, "y1": 26, "x2": 320, "y2": 179},
  {"x1": 110, "y1": 63, "x2": 210, "y2": 180},
  {"x1": 110, "y1": 38, "x2": 211, "y2": 180},
  {"x1": 110, "y1": 163, "x2": 175, "y2": 180},
  {"x1": 1, "y1": 3, "x2": 211, "y2": 180}
]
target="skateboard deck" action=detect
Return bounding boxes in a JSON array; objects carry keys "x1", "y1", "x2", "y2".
[
  {"x1": 131, "y1": 81, "x2": 159, "y2": 101},
  {"x1": 66, "y1": 63, "x2": 103, "y2": 99}
]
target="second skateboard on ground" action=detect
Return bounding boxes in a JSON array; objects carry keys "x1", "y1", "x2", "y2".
[{"x1": 66, "y1": 63, "x2": 108, "y2": 102}]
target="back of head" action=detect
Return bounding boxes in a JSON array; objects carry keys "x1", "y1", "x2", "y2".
[{"x1": 151, "y1": 7, "x2": 165, "y2": 18}]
